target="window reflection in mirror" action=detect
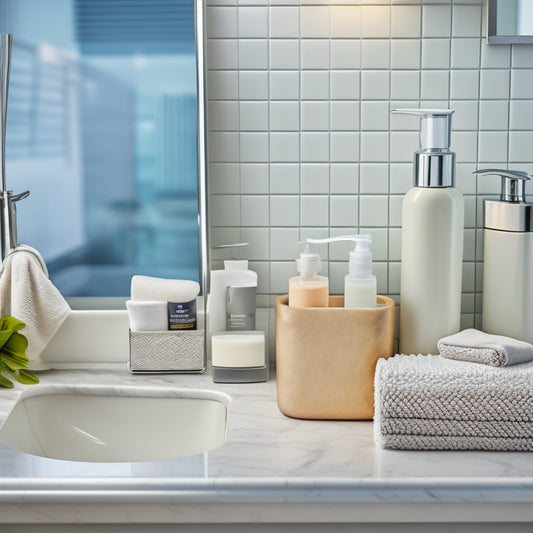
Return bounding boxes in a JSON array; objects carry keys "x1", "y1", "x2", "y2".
[
  {"x1": 0, "y1": 0, "x2": 200, "y2": 297},
  {"x1": 489, "y1": 0, "x2": 533, "y2": 43}
]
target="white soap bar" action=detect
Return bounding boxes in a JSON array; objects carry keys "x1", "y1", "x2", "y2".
[
  {"x1": 126, "y1": 300, "x2": 168, "y2": 331},
  {"x1": 211, "y1": 331, "x2": 265, "y2": 368}
]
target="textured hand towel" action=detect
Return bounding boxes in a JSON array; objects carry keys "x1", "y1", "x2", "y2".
[
  {"x1": 0, "y1": 248, "x2": 70, "y2": 362},
  {"x1": 374, "y1": 354, "x2": 533, "y2": 451},
  {"x1": 438, "y1": 328, "x2": 533, "y2": 366}
]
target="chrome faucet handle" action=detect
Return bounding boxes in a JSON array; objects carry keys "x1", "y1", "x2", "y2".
[{"x1": 1, "y1": 33, "x2": 13, "y2": 194}]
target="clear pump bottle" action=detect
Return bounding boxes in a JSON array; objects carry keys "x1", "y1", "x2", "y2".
[
  {"x1": 474, "y1": 169, "x2": 533, "y2": 343},
  {"x1": 392, "y1": 109, "x2": 464, "y2": 355},
  {"x1": 308, "y1": 235, "x2": 377, "y2": 308},
  {"x1": 288, "y1": 244, "x2": 329, "y2": 308}
]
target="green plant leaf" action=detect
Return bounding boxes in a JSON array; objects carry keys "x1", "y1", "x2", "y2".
[
  {"x1": 15, "y1": 370, "x2": 39, "y2": 385},
  {"x1": 0, "y1": 374, "x2": 14, "y2": 388},
  {"x1": 0, "y1": 315, "x2": 26, "y2": 334}
]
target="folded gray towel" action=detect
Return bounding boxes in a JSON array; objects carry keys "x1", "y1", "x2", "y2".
[
  {"x1": 437, "y1": 328, "x2": 533, "y2": 366},
  {"x1": 374, "y1": 354, "x2": 533, "y2": 451}
]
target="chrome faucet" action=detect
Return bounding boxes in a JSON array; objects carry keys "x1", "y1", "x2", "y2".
[{"x1": 0, "y1": 33, "x2": 29, "y2": 261}]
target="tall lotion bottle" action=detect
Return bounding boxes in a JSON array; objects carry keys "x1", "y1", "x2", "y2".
[
  {"x1": 392, "y1": 109, "x2": 464, "y2": 355},
  {"x1": 474, "y1": 169, "x2": 533, "y2": 343}
]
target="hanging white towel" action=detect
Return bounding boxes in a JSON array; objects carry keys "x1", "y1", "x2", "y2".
[{"x1": 0, "y1": 247, "x2": 70, "y2": 362}]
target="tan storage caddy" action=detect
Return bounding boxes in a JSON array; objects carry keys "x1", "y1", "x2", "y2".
[{"x1": 275, "y1": 294, "x2": 395, "y2": 420}]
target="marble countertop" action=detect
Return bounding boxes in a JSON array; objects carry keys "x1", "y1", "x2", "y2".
[{"x1": 0, "y1": 366, "x2": 531, "y2": 524}]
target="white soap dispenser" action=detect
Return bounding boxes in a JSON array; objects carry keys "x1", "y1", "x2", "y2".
[
  {"x1": 392, "y1": 109, "x2": 464, "y2": 355},
  {"x1": 474, "y1": 169, "x2": 533, "y2": 343},
  {"x1": 308, "y1": 235, "x2": 377, "y2": 308}
]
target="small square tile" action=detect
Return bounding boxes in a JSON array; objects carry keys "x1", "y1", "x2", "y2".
[
  {"x1": 453, "y1": 131, "x2": 478, "y2": 163},
  {"x1": 301, "y1": 6, "x2": 330, "y2": 38},
  {"x1": 463, "y1": 228, "x2": 476, "y2": 262},
  {"x1": 209, "y1": 163, "x2": 240, "y2": 194},
  {"x1": 209, "y1": 194, "x2": 241, "y2": 226},
  {"x1": 330, "y1": 196, "x2": 358, "y2": 227},
  {"x1": 361, "y1": 71, "x2": 390, "y2": 100},
  {"x1": 462, "y1": 262, "x2": 475, "y2": 293},
  {"x1": 452, "y1": 5, "x2": 482, "y2": 37},
  {"x1": 390, "y1": 131, "x2": 418, "y2": 162},
  {"x1": 238, "y1": 7, "x2": 268, "y2": 38},
  {"x1": 421, "y1": 39, "x2": 451, "y2": 69},
  {"x1": 478, "y1": 132, "x2": 508, "y2": 163},
  {"x1": 301, "y1": 40, "x2": 330, "y2": 70},
  {"x1": 331, "y1": 164, "x2": 359, "y2": 194},
  {"x1": 270, "y1": 228, "x2": 300, "y2": 260},
  {"x1": 301, "y1": 71, "x2": 330, "y2": 100},
  {"x1": 239, "y1": 102, "x2": 268, "y2": 131},
  {"x1": 451, "y1": 38, "x2": 481, "y2": 69},
  {"x1": 331, "y1": 5, "x2": 361, "y2": 38},
  {"x1": 207, "y1": 71, "x2": 238, "y2": 100},
  {"x1": 208, "y1": 101, "x2": 239, "y2": 131},
  {"x1": 331, "y1": 71, "x2": 360, "y2": 100},
  {"x1": 270, "y1": 40, "x2": 299, "y2": 69},
  {"x1": 509, "y1": 132, "x2": 533, "y2": 162},
  {"x1": 240, "y1": 164, "x2": 269, "y2": 194},
  {"x1": 240, "y1": 71, "x2": 269, "y2": 100},
  {"x1": 270, "y1": 71, "x2": 299, "y2": 100},
  {"x1": 511, "y1": 70, "x2": 533, "y2": 99},
  {"x1": 359, "y1": 195, "x2": 389, "y2": 227},
  {"x1": 478, "y1": 101, "x2": 509, "y2": 131},
  {"x1": 388, "y1": 228, "x2": 402, "y2": 261},
  {"x1": 391, "y1": 5, "x2": 421, "y2": 38},
  {"x1": 301, "y1": 101, "x2": 330, "y2": 130},
  {"x1": 270, "y1": 196, "x2": 300, "y2": 226},
  {"x1": 512, "y1": 45, "x2": 533, "y2": 68},
  {"x1": 208, "y1": 132, "x2": 239, "y2": 162},
  {"x1": 240, "y1": 132, "x2": 269, "y2": 162},
  {"x1": 480, "y1": 69, "x2": 510, "y2": 99},
  {"x1": 206, "y1": 7, "x2": 237, "y2": 38},
  {"x1": 241, "y1": 195, "x2": 269, "y2": 226},
  {"x1": 360, "y1": 163, "x2": 389, "y2": 194},
  {"x1": 270, "y1": 261, "x2": 296, "y2": 295},
  {"x1": 451, "y1": 70, "x2": 479, "y2": 100},
  {"x1": 422, "y1": 5, "x2": 451, "y2": 37},
  {"x1": 270, "y1": 164, "x2": 300, "y2": 194},
  {"x1": 269, "y1": 6, "x2": 299, "y2": 37},
  {"x1": 331, "y1": 101, "x2": 359, "y2": 131},
  {"x1": 455, "y1": 163, "x2": 477, "y2": 195},
  {"x1": 388, "y1": 262, "x2": 401, "y2": 294},
  {"x1": 331, "y1": 132, "x2": 359, "y2": 162},
  {"x1": 390, "y1": 71, "x2": 420, "y2": 100},
  {"x1": 270, "y1": 132, "x2": 300, "y2": 162},
  {"x1": 301, "y1": 132, "x2": 330, "y2": 162},
  {"x1": 301, "y1": 164, "x2": 329, "y2": 193},
  {"x1": 510, "y1": 100, "x2": 533, "y2": 131},
  {"x1": 481, "y1": 41, "x2": 511, "y2": 69},
  {"x1": 361, "y1": 40, "x2": 390, "y2": 69},
  {"x1": 301, "y1": 195, "x2": 329, "y2": 226},
  {"x1": 270, "y1": 101, "x2": 299, "y2": 131},
  {"x1": 361, "y1": 101, "x2": 389, "y2": 131},
  {"x1": 240, "y1": 228, "x2": 269, "y2": 261},
  {"x1": 360, "y1": 132, "x2": 389, "y2": 162},
  {"x1": 368, "y1": 228, "x2": 388, "y2": 261},
  {"x1": 207, "y1": 39, "x2": 238, "y2": 69},
  {"x1": 390, "y1": 40, "x2": 420, "y2": 69},
  {"x1": 239, "y1": 40, "x2": 268, "y2": 69},
  {"x1": 450, "y1": 100, "x2": 479, "y2": 130},
  {"x1": 362, "y1": 6, "x2": 390, "y2": 38},
  {"x1": 389, "y1": 164, "x2": 412, "y2": 194},
  {"x1": 330, "y1": 40, "x2": 361, "y2": 70}
]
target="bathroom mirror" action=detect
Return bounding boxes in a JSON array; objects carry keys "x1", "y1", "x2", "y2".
[
  {"x1": 488, "y1": 0, "x2": 533, "y2": 43},
  {"x1": 0, "y1": 0, "x2": 207, "y2": 302}
]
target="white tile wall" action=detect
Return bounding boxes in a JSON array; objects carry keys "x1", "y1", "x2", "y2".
[{"x1": 205, "y1": 0, "x2": 533, "y2": 353}]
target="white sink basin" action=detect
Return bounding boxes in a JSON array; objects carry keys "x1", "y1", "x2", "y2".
[{"x1": 0, "y1": 385, "x2": 230, "y2": 463}]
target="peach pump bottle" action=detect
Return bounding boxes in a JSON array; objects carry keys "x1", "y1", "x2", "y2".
[{"x1": 288, "y1": 244, "x2": 329, "y2": 308}]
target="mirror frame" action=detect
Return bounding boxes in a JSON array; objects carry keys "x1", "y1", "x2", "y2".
[
  {"x1": 487, "y1": 0, "x2": 533, "y2": 44},
  {"x1": 67, "y1": 0, "x2": 208, "y2": 312}
]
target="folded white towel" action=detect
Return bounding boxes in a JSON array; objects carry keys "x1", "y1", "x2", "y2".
[
  {"x1": 131, "y1": 275, "x2": 200, "y2": 303},
  {"x1": 0, "y1": 248, "x2": 70, "y2": 362},
  {"x1": 438, "y1": 328, "x2": 533, "y2": 366},
  {"x1": 374, "y1": 354, "x2": 533, "y2": 451}
]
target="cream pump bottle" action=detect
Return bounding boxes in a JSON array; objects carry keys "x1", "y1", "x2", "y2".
[
  {"x1": 288, "y1": 244, "x2": 328, "y2": 308},
  {"x1": 474, "y1": 169, "x2": 533, "y2": 343},
  {"x1": 307, "y1": 235, "x2": 377, "y2": 308},
  {"x1": 392, "y1": 108, "x2": 464, "y2": 355}
]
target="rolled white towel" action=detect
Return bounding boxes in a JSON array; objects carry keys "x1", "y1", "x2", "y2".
[
  {"x1": 131, "y1": 275, "x2": 200, "y2": 303},
  {"x1": 438, "y1": 328, "x2": 533, "y2": 366}
]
